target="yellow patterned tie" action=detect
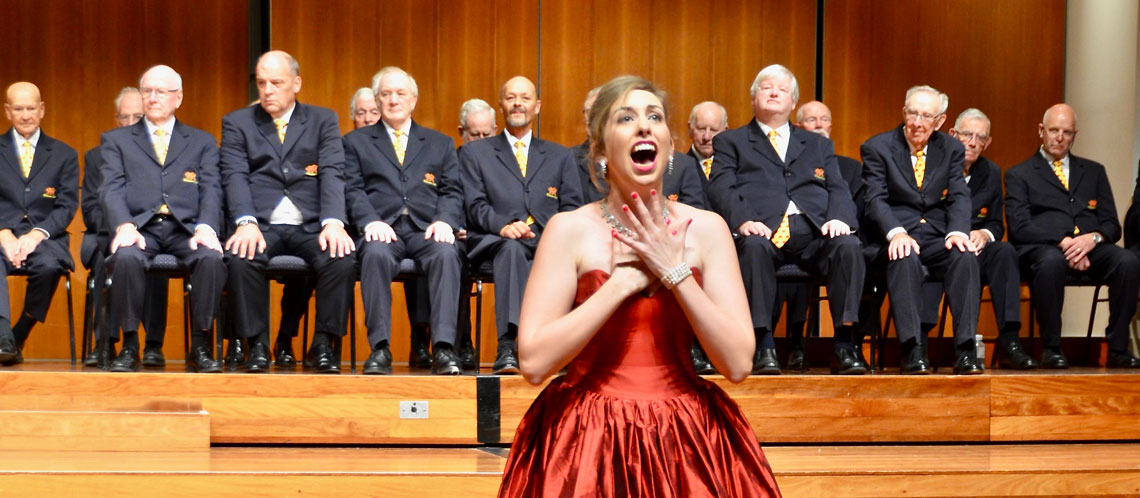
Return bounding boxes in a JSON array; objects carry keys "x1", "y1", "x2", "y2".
[
  {"x1": 771, "y1": 212, "x2": 791, "y2": 249},
  {"x1": 19, "y1": 141, "x2": 33, "y2": 178},
  {"x1": 153, "y1": 129, "x2": 168, "y2": 165},
  {"x1": 515, "y1": 141, "x2": 528, "y2": 177},
  {"x1": 274, "y1": 119, "x2": 287, "y2": 144},
  {"x1": 1052, "y1": 160, "x2": 1068, "y2": 190},
  {"x1": 702, "y1": 158, "x2": 713, "y2": 179},
  {"x1": 768, "y1": 129, "x2": 779, "y2": 152},
  {"x1": 393, "y1": 130, "x2": 406, "y2": 165},
  {"x1": 914, "y1": 150, "x2": 926, "y2": 189}
]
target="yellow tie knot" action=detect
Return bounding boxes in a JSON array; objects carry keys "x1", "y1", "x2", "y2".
[
  {"x1": 702, "y1": 158, "x2": 713, "y2": 179},
  {"x1": 274, "y1": 119, "x2": 287, "y2": 144},
  {"x1": 1051, "y1": 160, "x2": 1069, "y2": 189},
  {"x1": 514, "y1": 141, "x2": 528, "y2": 177}
]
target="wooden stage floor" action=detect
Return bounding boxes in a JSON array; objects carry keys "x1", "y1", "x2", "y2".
[{"x1": 2, "y1": 444, "x2": 1139, "y2": 497}]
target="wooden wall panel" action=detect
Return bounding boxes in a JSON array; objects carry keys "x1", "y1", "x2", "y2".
[
  {"x1": 823, "y1": 0, "x2": 1066, "y2": 168},
  {"x1": 1, "y1": 0, "x2": 248, "y2": 360}
]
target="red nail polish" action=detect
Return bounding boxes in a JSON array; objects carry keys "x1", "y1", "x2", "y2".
[
  {"x1": 671, "y1": 230, "x2": 678, "y2": 236},
  {"x1": 622, "y1": 205, "x2": 629, "y2": 212},
  {"x1": 650, "y1": 189, "x2": 657, "y2": 196},
  {"x1": 631, "y1": 192, "x2": 638, "y2": 200},
  {"x1": 665, "y1": 219, "x2": 671, "y2": 225}
]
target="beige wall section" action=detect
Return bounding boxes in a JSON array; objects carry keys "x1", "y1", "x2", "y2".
[{"x1": 1062, "y1": 0, "x2": 1139, "y2": 342}]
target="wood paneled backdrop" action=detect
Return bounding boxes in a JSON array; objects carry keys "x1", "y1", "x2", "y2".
[{"x1": 3, "y1": 0, "x2": 1063, "y2": 360}]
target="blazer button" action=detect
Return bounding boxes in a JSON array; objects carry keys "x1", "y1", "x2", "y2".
[
  {"x1": 283, "y1": 168, "x2": 289, "y2": 173},
  {"x1": 24, "y1": 187, "x2": 30, "y2": 192},
  {"x1": 785, "y1": 172, "x2": 792, "y2": 177},
  {"x1": 919, "y1": 218, "x2": 927, "y2": 224},
  {"x1": 163, "y1": 193, "x2": 169, "y2": 198},
  {"x1": 283, "y1": 189, "x2": 290, "y2": 195},
  {"x1": 1070, "y1": 198, "x2": 1075, "y2": 203},
  {"x1": 162, "y1": 171, "x2": 167, "y2": 176},
  {"x1": 402, "y1": 196, "x2": 408, "y2": 201}
]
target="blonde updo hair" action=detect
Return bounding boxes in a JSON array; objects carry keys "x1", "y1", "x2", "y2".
[{"x1": 586, "y1": 76, "x2": 669, "y2": 191}]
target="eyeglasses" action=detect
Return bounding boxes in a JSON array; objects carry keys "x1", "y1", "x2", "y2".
[
  {"x1": 116, "y1": 113, "x2": 145, "y2": 122},
  {"x1": 954, "y1": 131, "x2": 989, "y2": 144},
  {"x1": 904, "y1": 108, "x2": 942, "y2": 124},
  {"x1": 140, "y1": 88, "x2": 179, "y2": 99}
]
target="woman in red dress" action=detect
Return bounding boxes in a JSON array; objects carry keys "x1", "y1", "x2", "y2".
[{"x1": 499, "y1": 76, "x2": 781, "y2": 497}]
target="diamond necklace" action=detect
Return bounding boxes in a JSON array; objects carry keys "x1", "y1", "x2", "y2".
[{"x1": 599, "y1": 200, "x2": 670, "y2": 239}]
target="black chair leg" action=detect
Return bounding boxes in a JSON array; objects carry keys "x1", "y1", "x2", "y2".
[
  {"x1": 474, "y1": 278, "x2": 484, "y2": 375},
  {"x1": 65, "y1": 275, "x2": 76, "y2": 365}
]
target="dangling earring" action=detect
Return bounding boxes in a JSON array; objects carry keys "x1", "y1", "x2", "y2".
[
  {"x1": 598, "y1": 158, "x2": 607, "y2": 177},
  {"x1": 666, "y1": 154, "x2": 674, "y2": 176}
]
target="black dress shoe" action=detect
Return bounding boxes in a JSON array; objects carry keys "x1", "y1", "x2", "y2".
[
  {"x1": 751, "y1": 348, "x2": 781, "y2": 375},
  {"x1": 1106, "y1": 349, "x2": 1140, "y2": 368},
  {"x1": 953, "y1": 350, "x2": 984, "y2": 375},
  {"x1": 691, "y1": 344, "x2": 716, "y2": 375},
  {"x1": 492, "y1": 341, "x2": 519, "y2": 375},
  {"x1": 187, "y1": 346, "x2": 222, "y2": 373},
  {"x1": 96, "y1": 340, "x2": 118, "y2": 371},
  {"x1": 786, "y1": 348, "x2": 806, "y2": 372},
  {"x1": 242, "y1": 342, "x2": 271, "y2": 373},
  {"x1": 308, "y1": 342, "x2": 340, "y2": 374},
  {"x1": 432, "y1": 344, "x2": 462, "y2": 375},
  {"x1": 1040, "y1": 349, "x2": 1069, "y2": 369},
  {"x1": 224, "y1": 338, "x2": 247, "y2": 371},
  {"x1": 83, "y1": 346, "x2": 100, "y2": 367},
  {"x1": 142, "y1": 347, "x2": 166, "y2": 368},
  {"x1": 457, "y1": 335, "x2": 477, "y2": 371},
  {"x1": 409, "y1": 338, "x2": 433, "y2": 369},
  {"x1": 900, "y1": 345, "x2": 931, "y2": 375},
  {"x1": 110, "y1": 347, "x2": 141, "y2": 372},
  {"x1": 362, "y1": 346, "x2": 393, "y2": 375},
  {"x1": 996, "y1": 341, "x2": 1037, "y2": 370},
  {"x1": 0, "y1": 336, "x2": 17, "y2": 365},
  {"x1": 274, "y1": 341, "x2": 297, "y2": 369},
  {"x1": 1, "y1": 347, "x2": 23, "y2": 366},
  {"x1": 830, "y1": 349, "x2": 867, "y2": 375}
]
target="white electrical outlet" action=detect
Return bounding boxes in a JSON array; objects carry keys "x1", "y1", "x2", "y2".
[{"x1": 400, "y1": 400, "x2": 429, "y2": 419}]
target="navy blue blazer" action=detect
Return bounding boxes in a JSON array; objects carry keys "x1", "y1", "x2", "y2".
[
  {"x1": 343, "y1": 120, "x2": 463, "y2": 231},
  {"x1": 0, "y1": 128, "x2": 78, "y2": 269},
  {"x1": 81, "y1": 145, "x2": 106, "y2": 267},
  {"x1": 1005, "y1": 151, "x2": 1120, "y2": 246},
  {"x1": 219, "y1": 102, "x2": 346, "y2": 232},
  {"x1": 861, "y1": 126, "x2": 970, "y2": 240},
  {"x1": 965, "y1": 155, "x2": 1005, "y2": 240},
  {"x1": 100, "y1": 120, "x2": 222, "y2": 235},
  {"x1": 708, "y1": 120, "x2": 856, "y2": 232},
  {"x1": 460, "y1": 132, "x2": 583, "y2": 260}
]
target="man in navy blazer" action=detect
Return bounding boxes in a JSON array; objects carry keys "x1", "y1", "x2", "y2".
[
  {"x1": 1005, "y1": 104, "x2": 1140, "y2": 369},
  {"x1": 709, "y1": 65, "x2": 864, "y2": 376},
  {"x1": 460, "y1": 76, "x2": 583, "y2": 374},
  {"x1": 344, "y1": 67, "x2": 464, "y2": 375},
  {"x1": 220, "y1": 51, "x2": 357, "y2": 374},
  {"x1": 688, "y1": 101, "x2": 728, "y2": 190},
  {"x1": 81, "y1": 87, "x2": 170, "y2": 368},
  {"x1": 943, "y1": 108, "x2": 1036, "y2": 370},
  {"x1": 861, "y1": 85, "x2": 982, "y2": 375},
  {"x1": 100, "y1": 66, "x2": 226, "y2": 373},
  {"x1": 0, "y1": 82, "x2": 78, "y2": 365}
]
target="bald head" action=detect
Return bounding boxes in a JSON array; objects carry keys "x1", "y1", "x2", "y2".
[
  {"x1": 795, "y1": 100, "x2": 832, "y2": 137},
  {"x1": 500, "y1": 76, "x2": 540, "y2": 135},
  {"x1": 256, "y1": 50, "x2": 302, "y2": 118},
  {"x1": 1039, "y1": 103, "x2": 1078, "y2": 161},
  {"x1": 139, "y1": 65, "x2": 184, "y2": 125},
  {"x1": 5, "y1": 82, "x2": 45, "y2": 139}
]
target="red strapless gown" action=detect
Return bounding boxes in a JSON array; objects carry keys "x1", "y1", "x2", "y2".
[{"x1": 499, "y1": 269, "x2": 781, "y2": 497}]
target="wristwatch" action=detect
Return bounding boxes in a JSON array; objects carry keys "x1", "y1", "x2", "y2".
[
  {"x1": 1091, "y1": 233, "x2": 1103, "y2": 244},
  {"x1": 236, "y1": 219, "x2": 257, "y2": 227}
]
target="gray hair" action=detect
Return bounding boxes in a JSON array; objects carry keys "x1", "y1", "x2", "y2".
[
  {"x1": 349, "y1": 87, "x2": 374, "y2": 115},
  {"x1": 749, "y1": 64, "x2": 799, "y2": 102},
  {"x1": 954, "y1": 108, "x2": 991, "y2": 131},
  {"x1": 371, "y1": 66, "x2": 419, "y2": 97},
  {"x1": 139, "y1": 65, "x2": 183, "y2": 91},
  {"x1": 905, "y1": 85, "x2": 949, "y2": 115},
  {"x1": 689, "y1": 101, "x2": 728, "y2": 128},
  {"x1": 459, "y1": 98, "x2": 495, "y2": 128},
  {"x1": 114, "y1": 86, "x2": 140, "y2": 111}
]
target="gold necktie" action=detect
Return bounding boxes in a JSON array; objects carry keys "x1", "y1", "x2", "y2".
[
  {"x1": 19, "y1": 141, "x2": 33, "y2": 178},
  {"x1": 153, "y1": 129, "x2": 168, "y2": 165},
  {"x1": 515, "y1": 141, "x2": 528, "y2": 177},
  {"x1": 702, "y1": 158, "x2": 713, "y2": 179},
  {"x1": 393, "y1": 130, "x2": 406, "y2": 165},
  {"x1": 1052, "y1": 160, "x2": 1069, "y2": 190},
  {"x1": 274, "y1": 119, "x2": 287, "y2": 144},
  {"x1": 768, "y1": 129, "x2": 779, "y2": 150},
  {"x1": 772, "y1": 212, "x2": 791, "y2": 249},
  {"x1": 914, "y1": 150, "x2": 926, "y2": 189}
]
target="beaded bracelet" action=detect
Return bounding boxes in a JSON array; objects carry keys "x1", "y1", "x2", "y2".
[{"x1": 661, "y1": 263, "x2": 692, "y2": 289}]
